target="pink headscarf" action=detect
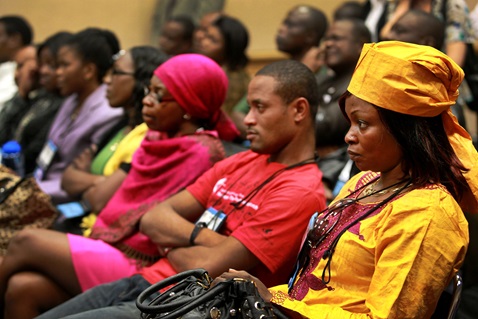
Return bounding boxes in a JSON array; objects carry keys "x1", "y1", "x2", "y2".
[{"x1": 154, "y1": 54, "x2": 240, "y2": 141}]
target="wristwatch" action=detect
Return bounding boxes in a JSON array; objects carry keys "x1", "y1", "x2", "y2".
[{"x1": 189, "y1": 222, "x2": 207, "y2": 246}]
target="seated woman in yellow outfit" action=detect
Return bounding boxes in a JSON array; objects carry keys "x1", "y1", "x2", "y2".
[{"x1": 216, "y1": 41, "x2": 478, "y2": 318}]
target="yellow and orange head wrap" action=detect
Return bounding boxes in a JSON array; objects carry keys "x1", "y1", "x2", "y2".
[{"x1": 343, "y1": 41, "x2": 478, "y2": 213}]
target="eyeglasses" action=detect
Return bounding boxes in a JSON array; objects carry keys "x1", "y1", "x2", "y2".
[
  {"x1": 288, "y1": 198, "x2": 357, "y2": 292},
  {"x1": 110, "y1": 50, "x2": 135, "y2": 77},
  {"x1": 143, "y1": 86, "x2": 176, "y2": 104},
  {"x1": 111, "y1": 68, "x2": 135, "y2": 77}
]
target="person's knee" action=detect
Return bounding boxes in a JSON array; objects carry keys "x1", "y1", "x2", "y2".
[
  {"x1": 7, "y1": 229, "x2": 44, "y2": 255},
  {"x1": 4, "y1": 272, "x2": 38, "y2": 305},
  {"x1": 6, "y1": 273, "x2": 46, "y2": 318},
  {"x1": 5, "y1": 272, "x2": 70, "y2": 315},
  {"x1": 1, "y1": 230, "x2": 53, "y2": 278}
]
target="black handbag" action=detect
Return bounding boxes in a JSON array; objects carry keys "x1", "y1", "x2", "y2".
[{"x1": 136, "y1": 268, "x2": 288, "y2": 319}]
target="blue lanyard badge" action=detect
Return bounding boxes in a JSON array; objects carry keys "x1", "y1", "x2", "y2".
[
  {"x1": 34, "y1": 139, "x2": 57, "y2": 180},
  {"x1": 196, "y1": 207, "x2": 227, "y2": 232},
  {"x1": 288, "y1": 212, "x2": 318, "y2": 290}
]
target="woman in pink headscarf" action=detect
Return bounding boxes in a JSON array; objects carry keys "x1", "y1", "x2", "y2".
[{"x1": 0, "y1": 54, "x2": 239, "y2": 318}]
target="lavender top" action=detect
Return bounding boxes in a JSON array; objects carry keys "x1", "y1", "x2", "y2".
[{"x1": 37, "y1": 84, "x2": 124, "y2": 204}]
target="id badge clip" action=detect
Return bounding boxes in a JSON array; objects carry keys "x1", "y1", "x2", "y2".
[
  {"x1": 196, "y1": 207, "x2": 227, "y2": 232},
  {"x1": 288, "y1": 212, "x2": 318, "y2": 290},
  {"x1": 34, "y1": 140, "x2": 58, "y2": 180}
]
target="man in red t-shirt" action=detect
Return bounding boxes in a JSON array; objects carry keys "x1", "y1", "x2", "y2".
[{"x1": 36, "y1": 59, "x2": 327, "y2": 319}]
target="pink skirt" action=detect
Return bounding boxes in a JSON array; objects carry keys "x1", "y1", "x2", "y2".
[{"x1": 68, "y1": 234, "x2": 143, "y2": 291}]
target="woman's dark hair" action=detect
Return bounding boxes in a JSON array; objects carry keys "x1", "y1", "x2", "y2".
[
  {"x1": 37, "y1": 31, "x2": 74, "y2": 64},
  {"x1": 377, "y1": 107, "x2": 470, "y2": 200},
  {"x1": 212, "y1": 16, "x2": 249, "y2": 71},
  {"x1": 64, "y1": 27, "x2": 120, "y2": 82},
  {"x1": 129, "y1": 46, "x2": 169, "y2": 126},
  {"x1": 0, "y1": 15, "x2": 33, "y2": 45}
]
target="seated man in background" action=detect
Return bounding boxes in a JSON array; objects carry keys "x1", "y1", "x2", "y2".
[
  {"x1": 314, "y1": 18, "x2": 371, "y2": 200},
  {"x1": 333, "y1": 1, "x2": 366, "y2": 21},
  {"x1": 35, "y1": 59, "x2": 327, "y2": 319},
  {"x1": 0, "y1": 44, "x2": 38, "y2": 146},
  {"x1": 158, "y1": 15, "x2": 194, "y2": 56},
  {"x1": 383, "y1": 9, "x2": 445, "y2": 48},
  {"x1": 232, "y1": 4, "x2": 329, "y2": 141},
  {"x1": 276, "y1": 5, "x2": 328, "y2": 70},
  {"x1": 0, "y1": 15, "x2": 33, "y2": 111}
]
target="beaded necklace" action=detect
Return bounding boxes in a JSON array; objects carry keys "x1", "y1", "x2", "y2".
[
  {"x1": 288, "y1": 175, "x2": 413, "y2": 295},
  {"x1": 361, "y1": 178, "x2": 410, "y2": 197}
]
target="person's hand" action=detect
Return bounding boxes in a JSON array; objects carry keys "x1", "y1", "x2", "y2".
[
  {"x1": 17, "y1": 58, "x2": 38, "y2": 99},
  {"x1": 212, "y1": 269, "x2": 272, "y2": 302},
  {"x1": 301, "y1": 46, "x2": 325, "y2": 73},
  {"x1": 72, "y1": 144, "x2": 97, "y2": 172}
]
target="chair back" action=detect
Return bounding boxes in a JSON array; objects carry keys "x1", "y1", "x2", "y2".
[
  {"x1": 431, "y1": 272, "x2": 463, "y2": 319},
  {"x1": 447, "y1": 272, "x2": 463, "y2": 319}
]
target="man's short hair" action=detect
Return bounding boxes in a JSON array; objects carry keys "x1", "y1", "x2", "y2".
[
  {"x1": 168, "y1": 15, "x2": 195, "y2": 41},
  {"x1": 348, "y1": 18, "x2": 372, "y2": 44},
  {"x1": 402, "y1": 9, "x2": 445, "y2": 49},
  {"x1": 256, "y1": 60, "x2": 319, "y2": 117},
  {"x1": 334, "y1": 1, "x2": 366, "y2": 21},
  {"x1": 303, "y1": 6, "x2": 328, "y2": 45},
  {"x1": 0, "y1": 15, "x2": 33, "y2": 45}
]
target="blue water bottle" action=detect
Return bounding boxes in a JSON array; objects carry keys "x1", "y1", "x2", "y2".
[{"x1": 1, "y1": 140, "x2": 25, "y2": 177}]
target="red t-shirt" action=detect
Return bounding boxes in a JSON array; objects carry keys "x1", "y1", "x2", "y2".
[{"x1": 140, "y1": 151, "x2": 326, "y2": 287}]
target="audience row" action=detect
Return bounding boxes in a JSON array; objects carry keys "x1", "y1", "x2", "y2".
[{"x1": 0, "y1": 2, "x2": 476, "y2": 318}]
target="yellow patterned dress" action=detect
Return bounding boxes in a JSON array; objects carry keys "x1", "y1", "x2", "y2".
[{"x1": 270, "y1": 171, "x2": 469, "y2": 319}]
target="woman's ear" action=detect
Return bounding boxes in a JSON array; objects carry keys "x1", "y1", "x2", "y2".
[{"x1": 82, "y1": 62, "x2": 97, "y2": 82}]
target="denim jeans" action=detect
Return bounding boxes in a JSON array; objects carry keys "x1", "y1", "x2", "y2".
[{"x1": 35, "y1": 274, "x2": 151, "y2": 319}]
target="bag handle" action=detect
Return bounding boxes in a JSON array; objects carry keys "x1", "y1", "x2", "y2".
[
  {"x1": 0, "y1": 177, "x2": 26, "y2": 204},
  {"x1": 136, "y1": 268, "x2": 209, "y2": 314},
  {"x1": 150, "y1": 280, "x2": 231, "y2": 319},
  {"x1": 137, "y1": 268, "x2": 289, "y2": 319},
  {"x1": 236, "y1": 279, "x2": 277, "y2": 319},
  {"x1": 197, "y1": 279, "x2": 286, "y2": 319}
]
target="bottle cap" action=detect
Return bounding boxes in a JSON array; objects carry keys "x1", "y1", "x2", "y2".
[{"x1": 2, "y1": 140, "x2": 21, "y2": 154}]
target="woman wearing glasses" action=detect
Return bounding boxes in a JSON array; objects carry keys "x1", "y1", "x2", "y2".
[
  {"x1": 60, "y1": 46, "x2": 168, "y2": 219},
  {"x1": 0, "y1": 54, "x2": 238, "y2": 318},
  {"x1": 215, "y1": 41, "x2": 478, "y2": 318}
]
